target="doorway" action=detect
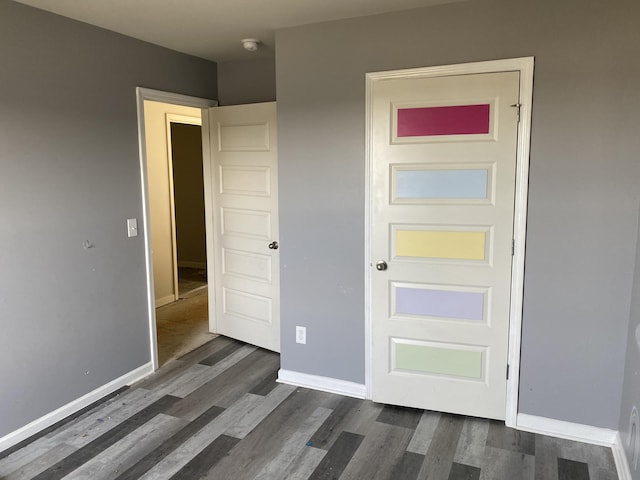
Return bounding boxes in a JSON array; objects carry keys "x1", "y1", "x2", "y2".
[
  {"x1": 137, "y1": 90, "x2": 281, "y2": 370},
  {"x1": 170, "y1": 121, "x2": 208, "y2": 300},
  {"x1": 136, "y1": 88, "x2": 218, "y2": 370},
  {"x1": 144, "y1": 102, "x2": 212, "y2": 365}
]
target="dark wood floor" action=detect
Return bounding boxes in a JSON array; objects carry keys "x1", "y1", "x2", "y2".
[{"x1": 0, "y1": 337, "x2": 618, "y2": 480}]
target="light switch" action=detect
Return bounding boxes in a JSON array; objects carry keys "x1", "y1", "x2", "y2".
[{"x1": 127, "y1": 218, "x2": 138, "y2": 237}]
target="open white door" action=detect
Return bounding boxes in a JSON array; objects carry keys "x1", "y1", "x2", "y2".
[
  {"x1": 208, "y1": 102, "x2": 280, "y2": 352},
  {"x1": 369, "y1": 70, "x2": 521, "y2": 420}
]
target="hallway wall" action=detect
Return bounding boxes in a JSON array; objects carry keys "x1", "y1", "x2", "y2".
[{"x1": 144, "y1": 101, "x2": 201, "y2": 306}]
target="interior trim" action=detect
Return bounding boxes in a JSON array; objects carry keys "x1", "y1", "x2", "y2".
[
  {"x1": 0, "y1": 362, "x2": 153, "y2": 453},
  {"x1": 516, "y1": 413, "x2": 617, "y2": 446},
  {"x1": 613, "y1": 431, "x2": 632, "y2": 480},
  {"x1": 277, "y1": 369, "x2": 366, "y2": 399}
]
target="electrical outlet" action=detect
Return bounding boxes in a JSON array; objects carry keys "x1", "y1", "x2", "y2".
[{"x1": 296, "y1": 326, "x2": 306, "y2": 344}]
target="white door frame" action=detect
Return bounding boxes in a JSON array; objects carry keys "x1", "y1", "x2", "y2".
[
  {"x1": 135, "y1": 87, "x2": 218, "y2": 370},
  {"x1": 364, "y1": 57, "x2": 534, "y2": 427}
]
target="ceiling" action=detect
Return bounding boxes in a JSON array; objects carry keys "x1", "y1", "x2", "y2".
[{"x1": 13, "y1": 0, "x2": 464, "y2": 62}]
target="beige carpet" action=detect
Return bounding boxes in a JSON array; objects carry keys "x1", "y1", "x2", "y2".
[{"x1": 156, "y1": 288, "x2": 216, "y2": 366}]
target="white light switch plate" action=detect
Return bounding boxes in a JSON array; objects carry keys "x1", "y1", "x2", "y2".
[
  {"x1": 296, "y1": 326, "x2": 306, "y2": 344},
  {"x1": 127, "y1": 218, "x2": 138, "y2": 237}
]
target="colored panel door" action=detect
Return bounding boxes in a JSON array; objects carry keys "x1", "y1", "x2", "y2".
[
  {"x1": 370, "y1": 71, "x2": 520, "y2": 420},
  {"x1": 209, "y1": 102, "x2": 280, "y2": 352}
]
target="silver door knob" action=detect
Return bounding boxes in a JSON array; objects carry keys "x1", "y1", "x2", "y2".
[
  {"x1": 268, "y1": 241, "x2": 279, "y2": 250},
  {"x1": 375, "y1": 261, "x2": 388, "y2": 271}
]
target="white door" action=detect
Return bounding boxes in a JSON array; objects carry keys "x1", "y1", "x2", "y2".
[
  {"x1": 370, "y1": 71, "x2": 520, "y2": 420},
  {"x1": 208, "y1": 102, "x2": 280, "y2": 352}
]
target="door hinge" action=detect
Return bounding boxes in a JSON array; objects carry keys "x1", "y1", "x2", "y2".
[
  {"x1": 506, "y1": 364, "x2": 510, "y2": 380},
  {"x1": 511, "y1": 239, "x2": 515, "y2": 256},
  {"x1": 510, "y1": 103, "x2": 522, "y2": 123}
]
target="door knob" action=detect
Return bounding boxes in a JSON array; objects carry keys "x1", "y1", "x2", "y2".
[
  {"x1": 268, "y1": 241, "x2": 279, "y2": 250},
  {"x1": 375, "y1": 260, "x2": 388, "y2": 271}
]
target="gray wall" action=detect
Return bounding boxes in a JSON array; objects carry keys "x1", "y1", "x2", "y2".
[
  {"x1": 171, "y1": 123, "x2": 207, "y2": 267},
  {"x1": 217, "y1": 58, "x2": 276, "y2": 105},
  {"x1": 0, "y1": 0, "x2": 216, "y2": 438},
  {"x1": 276, "y1": 0, "x2": 640, "y2": 428},
  {"x1": 619, "y1": 208, "x2": 640, "y2": 478}
]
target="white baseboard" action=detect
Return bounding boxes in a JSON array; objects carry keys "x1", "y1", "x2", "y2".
[
  {"x1": 277, "y1": 369, "x2": 366, "y2": 399},
  {"x1": 177, "y1": 261, "x2": 206, "y2": 269},
  {"x1": 613, "y1": 431, "x2": 632, "y2": 480},
  {"x1": 155, "y1": 294, "x2": 176, "y2": 307},
  {"x1": 517, "y1": 413, "x2": 634, "y2": 480},
  {"x1": 516, "y1": 413, "x2": 617, "y2": 446},
  {"x1": 0, "y1": 362, "x2": 153, "y2": 453},
  {"x1": 180, "y1": 285, "x2": 208, "y2": 299}
]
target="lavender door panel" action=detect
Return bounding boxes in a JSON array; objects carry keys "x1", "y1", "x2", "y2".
[{"x1": 395, "y1": 286, "x2": 484, "y2": 321}]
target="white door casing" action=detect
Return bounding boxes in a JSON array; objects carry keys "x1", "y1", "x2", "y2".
[
  {"x1": 208, "y1": 102, "x2": 280, "y2": 352},
  {"x1": 366, "y1": 58, "x2": 534, "y2": 423}
]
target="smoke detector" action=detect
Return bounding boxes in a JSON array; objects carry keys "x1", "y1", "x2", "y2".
[{"x1": 241, "y1": 38, "x2": 259, "y2": 52}]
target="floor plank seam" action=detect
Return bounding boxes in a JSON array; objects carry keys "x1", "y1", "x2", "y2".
[{"x1": 0, "y1": 336, "x2": 619, "y2": 480}]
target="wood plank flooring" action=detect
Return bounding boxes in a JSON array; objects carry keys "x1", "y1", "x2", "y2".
[{"x1": 0, "y1": 337, "x2": 619, "y2": 480}]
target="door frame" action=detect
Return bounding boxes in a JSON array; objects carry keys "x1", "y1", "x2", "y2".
[
  {"x1": 135, "y1": 87, "x2": 217, "y2": 370},
  {"x1": 364, "y1": 57, "x2": 534, "y2": 427},
  {"x1": 165, "y1": 113, "x2": 203, "y2": 304}
]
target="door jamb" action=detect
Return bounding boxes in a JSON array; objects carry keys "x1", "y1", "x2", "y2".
[
  {"x1": 136, "y1": 87, "x2": 217, "y2": 370},
  {"x1": 364, "y1": 57, "x2": 534, "y2": 427}
]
